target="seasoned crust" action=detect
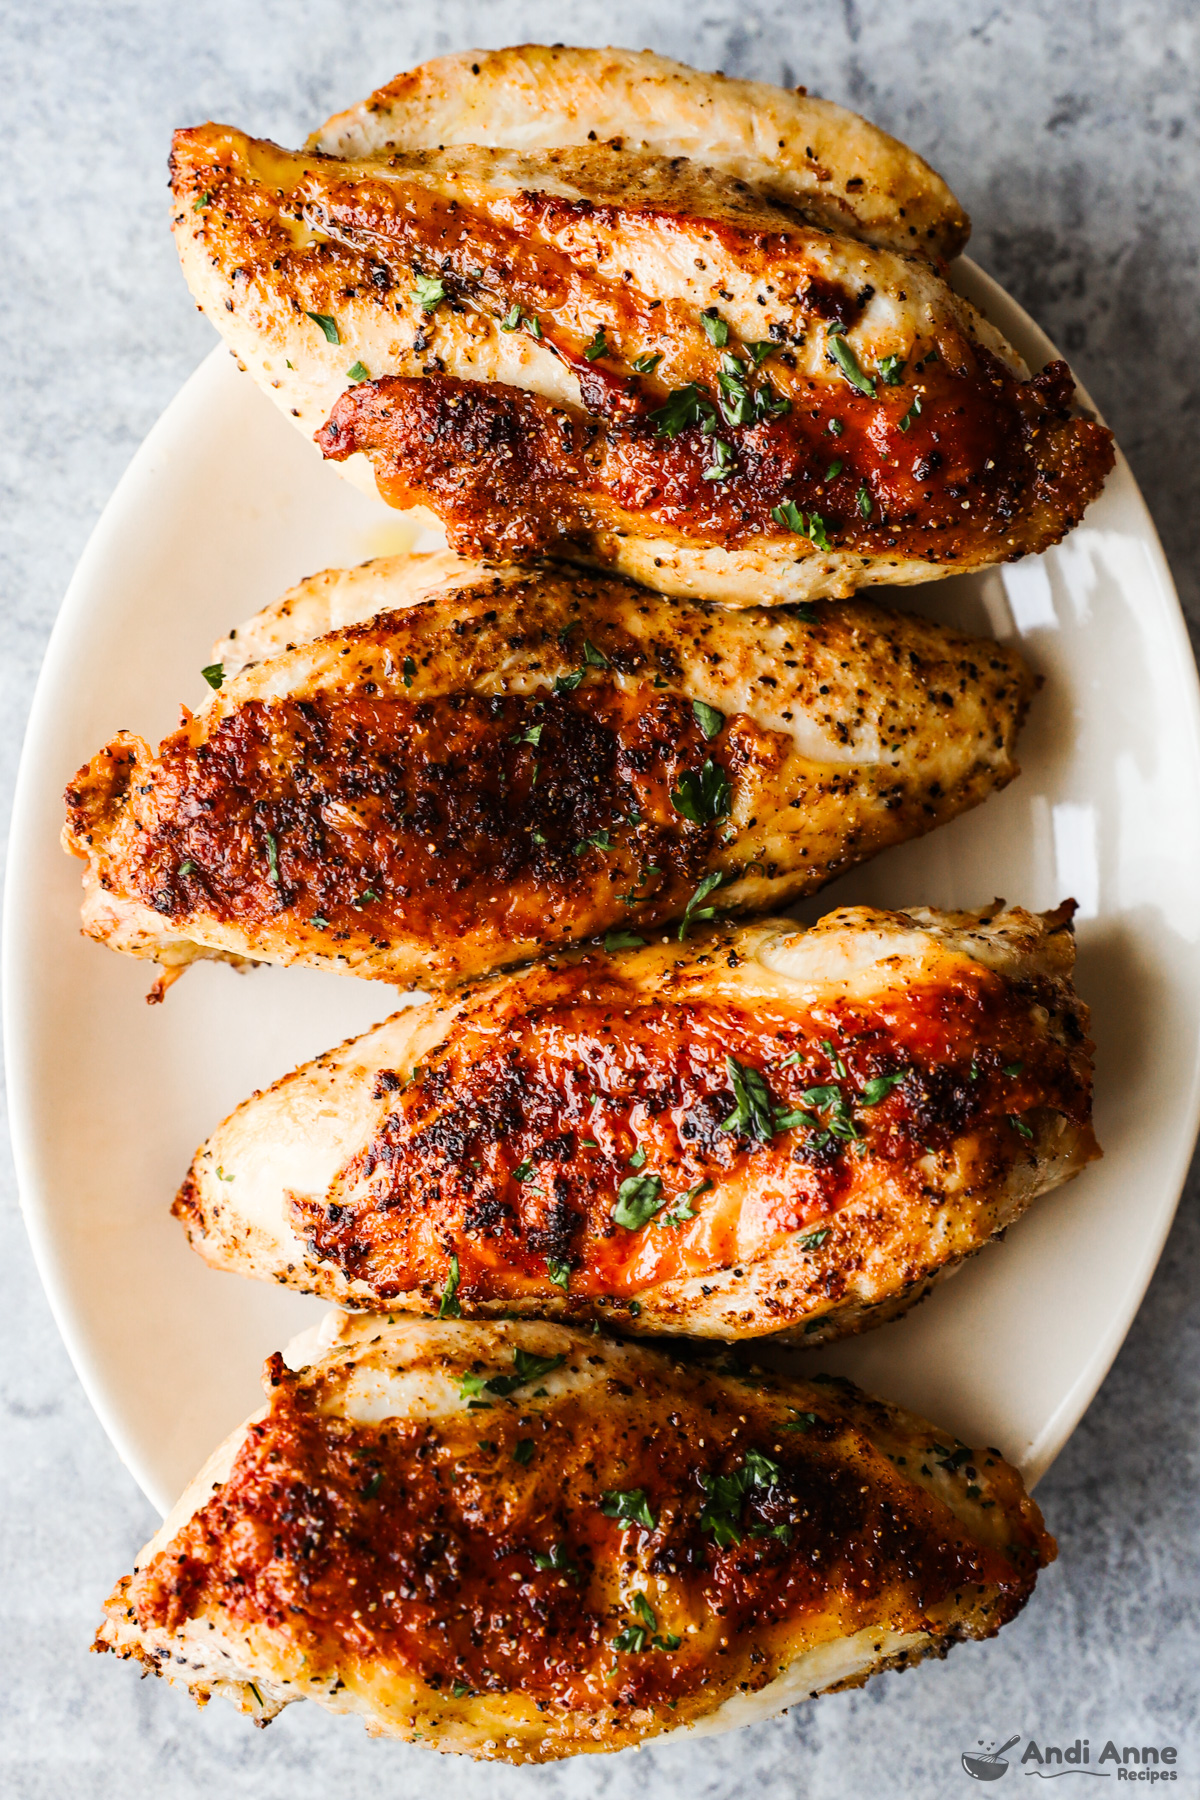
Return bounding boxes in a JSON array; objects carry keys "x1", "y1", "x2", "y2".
[
  {"x1": 94, "y1": 1315, "x2": 1054, "y2": 1759},
  {"x1": 173, "y1": 905, "x2": 1098, "y2": 1342}
]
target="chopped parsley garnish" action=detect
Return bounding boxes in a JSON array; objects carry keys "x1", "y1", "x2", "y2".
[
  {"x1": 692, "y1": 699, "x2": 725, "y2": 739},
  {"x1": 828, "y1": 331, "x2": 876, "y2": 396},
  {"x1": 457, "y1": 1372, "x2": 487, "y2": 1401},
  {"x1": 700, "y1": 308, "x2": 729, "y2": 347},
  {"x1": 671, "y1": 759, "x2": 731, "y2": 825},
  {"x1": 438, "y1": 1254, "x2": 462, "y2": 1319},
  {"x1": 547, "y1": 1258, "x2": 571, "y2": 1292},
  {"x1": 613, "y1": 1174, "x2": 665, "y2": 1229},
  {"x1": 828, "y1": 417, "x2": 845, "y2": 436},
  {"x1": 678, "y1": 869, "x2": 725, "y2": 939},
  {"x1": 573, "y1": 830, "x2": 615, "y2": 855},
  {"x1": 412, "y1": 273, "x2": 447, "y2": 313},
  {"x1": 451, "y1": 1680, "x2": 472, "y2": 1698},
  {"x1": 604, "y1": 929, "x2": 646, "y2": 952},
  {"x1": 1003, "y1": 1061, "x2": 1025, "y2": 1077},
  {"x1": 783, "y1": 1410, "x2": 818, "y2": 1431},
  {"x1": 600, "y1": 1488, "x2": 657, "y2": 1529},
  {"x1": 1009, "y1": 1116, "x2": 1034, "y2": 1139},
  {"x1": 771, "y1": 502, "x2": 832, "y2": 551},
  {"x1": 177, "y1": 860, "x2": 196, "y2": 877},
  {"x1": 554, "y1": 667, "x2": 585, "y2": 692},
  {"x1": 627, "y1": 1145, "x2": 647, "y2": 1169},
  {"x1": 360, "y1": 1469, "x2": 383, "y2": 1499},
  {"x1": 512, "y1": 1160, "x2": 535, "y2": 1181},
  {"x1": 513, "y1": 1438, "x2": 535, "y2": 1466},
  {"x1": 582, "y1": 639, "x2": 609, "y2": 667},
  {"x1": 633, "y1": 351, "x2": 663, "y2": 375},
  {"x1": 193, "y1": 192, "x2": 212, "y2": 211},
  {"x1": 746, "y1": 340, "x2": 776, "y2": 367},
  {"x1": 499, "y1": 303, "x2": 523, "y2": 331},
  {"x1": 310, "y1": 915, "x2": 328, "y2": 930},
  {"x1": 860, "y1": 1070, "x2": 910, "y2": 1105},
  {"x1": 879, "y1": 354, "x2": 905, "y2": 385},
  {"x1": 215, "y1": 1166, "x2": 234, "y2": 1182},
  {"x1": 659, "y1": 1177, "x2": 711, "y2": 1228},
  {"x1": 856, "y1": 484, "x2": 873, "y2": 518},
  {"x1": 485, "y1": 1347, "x2": 566, "y2": 1397},
  {"x1": 583, "y1": 328, "x2": 609, "y2": 361},
  {"x1": 797, "y1": 1227, "x2": 831, "y2": 1251},
  {"x1": 702, "y1": 438, "x2": 735, "y2": 482},
  {"x1": 721, "y1": 1056, "x2": 779, "y2": 1142},
  {"x1": 200, "y1": 662, "x2": 224, "y2": 690},
  {"x1": 346, "y1": 360, "x2": 370, "y2": 382},
  {"x1": 263, "y1": 831, "x2": 280, "y2": 887},
  {"x1": 716, "y1": 353, "x2": 753, "y2": 424},
  {"x1": 699, "y1": 1449, "x2": 782, "y2": 1547},
  {"x1": 899, "y1": 395, "x2": 924, "y2": 431},
  {"x1": 825, "y1": 458, "x2": 844, "y2": 481},
  {"x1": 402, "y1": 655, "x2": 416, "y2": 687},
  {"x1": 531, "y1": 1541, "x2": 579, "y2": 1578},
  {"x1": 649, "y1": 383, "x2": 716, "y2": 438},
  {"x1": 512, "y1": 722, "x2": 543, "y2": 745},
  {"x1": 612, "y1": 1623, "x2": 647, "y2": 1654},
  {"x1": 305, "y1": 311, "x2": 340, "y2": 344},
  {"x1": 526, "y1": 315, "x2": 544, "y2": 339}
]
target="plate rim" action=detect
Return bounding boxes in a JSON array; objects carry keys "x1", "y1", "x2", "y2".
[{"x1": 6, "y1": 259, "x2": 1200, "y2": 1508}]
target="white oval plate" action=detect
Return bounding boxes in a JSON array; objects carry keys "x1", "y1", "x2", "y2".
[{"x1": 7, "y1": 263, "x2": 1200, "y2": 1516}]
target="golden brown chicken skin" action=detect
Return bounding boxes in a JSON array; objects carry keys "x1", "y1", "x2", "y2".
[
  {"x1": 169, "y1": 129, "x2": 1113, "y2": 605},
  {"x1": 95, "y1": 1315, "x2": 1055, "y2": 1759},
  {"x1": 311, "y1": 44, "x2": 972, "y2": 259},
  {"x1": 174, "y1": 907, "x2": 1097, "y2": 1342},
  {"x1": 62, "y1": 559, "x2": 1033, "y2": 993}
]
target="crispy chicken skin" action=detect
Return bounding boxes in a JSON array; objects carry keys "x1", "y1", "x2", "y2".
[
  {"x1": 173, "y1": 905, "x2": 1097, "y2": 1343},
  {"x1": 309, "y1": 45, "x2": 971, "y2": 260},
  {"x1": 94, "y1": 1313, "x2": 1055, "y2": 1759},
  {"x1": 169, "y1": 129, "x2": 1113, "y2": 606},
  {"x1": 62, "y1": 556, "x2": 1032, "y2": 992}
]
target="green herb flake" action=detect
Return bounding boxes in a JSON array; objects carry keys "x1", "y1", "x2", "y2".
[
  {"x1": 783, "y1": 1410, "x2": 818, "y2": 1432},
  {"x1": 797, "y1": 1227, "x2": 831, "y2": 1251},
  {"x1": 825, "y1": 458, "x2": 844, "y2": 481},
  {"x1": 600, "y1": 1487, "x2": 657, "y2": 1529},
  {"x1": 485, "y1": 1347, "x2": 566, "y2": 1397},
  {"x1": 627, "y1": 1146, "x2": 647, "y2": 1169},
  {"x1": 612, "y1": 1624, "x2": 647, "y2": 1654},
  {"x1": 671, "y1": 758, "x2": 731, "y2": 826},
  {"x1": 806, "y1": 510, "x2": 832, "y2": 550},
  {"x1": 678, "y1": 868, "x2": 725, "y2": 939},
  {"x1": 700, "y1": 309, "x2": 729, "y2": 347},
  {"x1": 1003, "y1": 1061, "x2": 1025, "y2": 1077},
  {"x1": 527, "y1": 315, "x2": 544, "y2": 339},
  {"x1": 721, "y1": 1055, "x2": 778, "y2": 1142},
  {"x1": 613, "y1": 1174, "x2": 665, "y2": 1230},
  {"x1": 828, "y1": 417, "x2": 845, "y2": 436},
  {"x1": 899, "y1": 395, "x2": 924, "y2": 432},
  {"x1": 746, "y1": 340, "x2": 776, "y2": 367},
  {"x1": 633, "y1": 350, "x2": 663, "y2": 375},
  {"x1": 547, "y1": 1258, "x2": 571, "y2": 1293},
  {"x1": 573, "y1": 830, "x2": 615, "y2": 856},
  {"x1": 412, "y1": 273, "x2": 447, "y2": 313},
  {"x1": 451, "y1": 1680, "x2": 472, "y2": 1698},
  {"x1": 438, "y1": 1254, "x2": 462, "y2": 1319},
  {"x1": 828, "y1": 332, "x2": 876, "y2": 396},
  {"x1": 860, "y1": 1069, "x2": 910, "y2": 1106},
  {"x1": 879, "y1": 354, "x2": 906, "y2": 386},
  {"x1": 215, "y1": 1165, "x2": 234, "y2": 1182},
  {"x1": 531, "y1": 1541, "x2": 579, "y2": 1578},
  {"x1": 306, "y1": 311, "x2": 340, "y2": 344},
  {"x1": 693, "y1": 699, "x2": 725, "y2": 739},
  {"x1": 346, "y1": 360, "x2": 370, "y2": 382},
  {"x1": 856, "y1": 484, "x2": 873, "y2": 518},
  {"x1": 699, "y1": 1448, "x2": 782, "y2": 1547},
  {"x1": 402, "y1": 655, "x2": 416, "y2": 687},
  {"x1": 702, "y1": 438, "x2": 734, "y2": 482},
  {"x1": 583, "y1": 328, "x2": 609, "y2": 361},
  {"x1": 499, "y1": 303, "x2": 523, "y2": 332},
  {"x1": 554, "y1": 667, "x2": 585, "y2": 693},
  {"x1": 513, "y1": 1438, "x2": 535, "y2": 1466},
  {"x1": 194, "y1": 191, "x2": 212, "y2": 211},
  {"x1": 649, "y1": 384, "x2": 716, "y2": 438},
  {"x1": 178, "y1": 860, "x2": 196, "y2": 877},
  {"x1": 457, "y1": 1372, "x2": 487, "y2": 1401},
  {"x1": 772, "y1": 499, "x2": 806, "y2": 534},
  {"x1": 200, "y1": 662, "x2": 224, "y2": 690},
  {"x1": 263, "y1": 831, "x2": 280, "y2": 887},
  {"x1": 1009, "y1": 1115, "x2": 1034, "y2": 1139},
  {"x1": 659, "y1": 1177, "x2": 712, "y2": 1228},
  {"x1": 360, "y1": 1469, "x2": 383, "y2": 1499},
  {"x1": 582, "y1": 639, "x2": 609, "y2": 667},
  {"x1": 604, "y1": 930, "x2": 646, "y2": 953}
]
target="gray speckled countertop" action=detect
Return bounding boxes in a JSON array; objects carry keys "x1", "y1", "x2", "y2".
[{"x1": 2, "y1": 3, "x2": 1199, "y2": 1795}]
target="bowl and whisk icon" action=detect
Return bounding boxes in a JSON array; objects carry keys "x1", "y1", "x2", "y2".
[{"x1": 962, "y1": 1735, "x2": 1021, "y2": 1779}]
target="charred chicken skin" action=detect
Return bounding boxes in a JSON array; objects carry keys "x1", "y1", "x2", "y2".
[
  {"x1": 95, "y1": 1313, "x2": 1055, "y2": 1759},
  {"x1": 62, "y1": 556, "x2": 1032, "y2": 993},
  {"x1": 173, "y1": 905, "x2": 1098, "y2": 1343},
  {"x1": 169, "y1": 127, "x2": 1113, "y2": 606}
]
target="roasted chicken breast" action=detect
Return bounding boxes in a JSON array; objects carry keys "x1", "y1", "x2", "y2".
[
  {"x1": 62, "y1": 556, "x2": 1032, "y2": 993},
  {"x1": 174, "y1": 905, "x2": 1097, "y2": 1343},
  {"x1": 95, "y1": 1312, "x2": 1055, "y2": 1759},
  {"x1": 169, "y1": 128, "x2": 1113, "y2": 606},
  {"x1": 310, "y1": 45, "x2": 971, "y2": 260}
]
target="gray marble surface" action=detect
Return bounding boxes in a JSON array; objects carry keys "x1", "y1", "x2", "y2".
[{"x1": 2, "y1": 2, "x2": 1199, "y2": 1794}]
